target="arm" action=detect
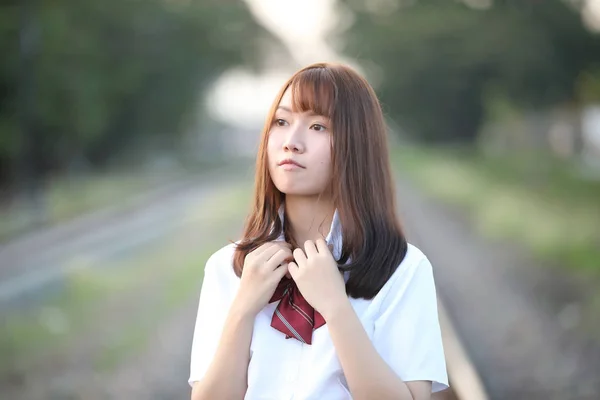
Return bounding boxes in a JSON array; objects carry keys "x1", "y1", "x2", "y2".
[
  {"x1": 189, "y1": 242, "x2": 292, "y2": 400},
  {"x1": 323, "y1": 257, "x2": 447, "y2": 400},
  {"x1": 289, "y1": 241, "x2": 448, "y2": 400},
  {"x1": 191, "y1": 302, "x2": 255, "y2": 400},
  {"x1": 325, "y1": 302, "x2": 431, "y2": 400}
]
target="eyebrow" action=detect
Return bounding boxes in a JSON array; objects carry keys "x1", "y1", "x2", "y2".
[{"x1": 276, "y1": 106, "x2": 323, "y2": 118}]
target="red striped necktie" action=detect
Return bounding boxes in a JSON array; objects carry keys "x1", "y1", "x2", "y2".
[{"x1": 269, "y1": 277, "x2": 325, "y2": 345}]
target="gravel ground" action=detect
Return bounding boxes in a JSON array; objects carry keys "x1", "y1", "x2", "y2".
[{"x1": 396, "y1": 177, "x2": 600, "y2": 400}]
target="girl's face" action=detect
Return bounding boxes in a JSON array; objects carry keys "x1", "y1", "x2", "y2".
[{"x1": 267, "y1": 88, "x2": 333, "y2": 197}]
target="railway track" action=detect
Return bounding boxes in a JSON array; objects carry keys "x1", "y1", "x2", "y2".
[{"x1": 437, "y1": 300, "x2": 489, "y2": 400}]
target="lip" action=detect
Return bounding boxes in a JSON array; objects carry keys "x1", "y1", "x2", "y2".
[{"x1": 278, "y1": 159, "x2": 305, "y2": 169}]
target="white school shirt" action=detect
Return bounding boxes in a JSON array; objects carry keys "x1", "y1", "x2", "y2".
[{"x1": 189, "y1": 212, "x2": 449, "y2": 399}]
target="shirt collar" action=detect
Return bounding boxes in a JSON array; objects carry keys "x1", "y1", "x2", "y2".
[{"x1": 276, "y1": 205, "x2": 343, "y2": 260}]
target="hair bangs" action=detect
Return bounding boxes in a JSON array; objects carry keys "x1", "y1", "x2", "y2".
[{"x1": 289, "y1": 68, "x2": 336, "y2": 119}]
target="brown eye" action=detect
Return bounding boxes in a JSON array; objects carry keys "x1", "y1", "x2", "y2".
[
  {"x1": 311, "y1": 123, "x2": 327, "y2": 132},
  {"x1": 274, "y1": 119, "x2": 288, "y2": 127}
]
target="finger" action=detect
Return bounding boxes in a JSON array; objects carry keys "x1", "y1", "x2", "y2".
[
  {"x1": 273, "y1": 241, "x2": 293, "y2": 255},
  {"x1": 315, "y1": 238, "x2": 329, "y2": 254},
  {"x1": 251, "y1": 242, "x2": 275, "y2": 259},
  {"x1": 275, "y1": 240, "x2": 293, "y2": 248},
  {"x1": 266, "y1": 248, "x2": 293, "y2": 270},
  {"x1": 293, "y1": 247, "x2": 307, "y2": 266},
  {"x1": 274, "y1": 263, "x2": 290, "y2": 280},
  {"x1": 260, "y1": 244, "x2": 289, "y2": 263},
  {"x1": 287, "y1": 262, "x2": 300, "y2": 280},
  {"x1": 252, "y1": 241, "x2": 290, "y2": 259},
  {"x1": 304, "y1": 240, "x2": 318, "y2": 258}
]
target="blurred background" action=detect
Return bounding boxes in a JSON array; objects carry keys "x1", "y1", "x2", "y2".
[{"x1": 1, "y1": 0, "x2": 600, "y2": 399}]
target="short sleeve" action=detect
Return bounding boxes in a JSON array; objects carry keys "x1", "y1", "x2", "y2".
[
  {"x1": 373, "y1": 257, "x2": 449, "y2": 393},
  {"x1": 188, "y1": 248, "x2": 236, "y2": 386}
]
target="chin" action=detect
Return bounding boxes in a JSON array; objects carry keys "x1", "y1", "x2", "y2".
[
  {"x1": 273, "y1": 180, "x2": 318, "y2": 197},
  {"x1": 276, "y1": 185, "x2": 310, "y2": 196}
]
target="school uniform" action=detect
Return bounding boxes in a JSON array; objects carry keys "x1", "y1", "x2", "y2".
[{"x1": 189, "y1": 209, "x2": 449, "y2": 399}]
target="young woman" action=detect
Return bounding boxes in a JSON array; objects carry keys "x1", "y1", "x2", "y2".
[{"x1": 188, "y1": 62, "x2": 448, "y2": 400}]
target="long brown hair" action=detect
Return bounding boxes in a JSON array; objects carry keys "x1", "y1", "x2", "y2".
[{"x1": 233, "y1": 62, "x2": 407, "y2": 299}]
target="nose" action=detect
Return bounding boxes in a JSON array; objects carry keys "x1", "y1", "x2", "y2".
[{"x1": 282, "y1": 126, "x2": 304, "y2": 153}]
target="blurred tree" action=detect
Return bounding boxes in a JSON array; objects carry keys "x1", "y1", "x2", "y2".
[
  {"x1": 1, "y1": 0, "x2": 277, "y2": 190},
  {"x1": 338, "y1": 0, "x2": 600, "y2": 143}
]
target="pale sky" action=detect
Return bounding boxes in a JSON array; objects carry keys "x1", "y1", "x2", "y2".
[
  {"x1": 207, "y1": 0, "x2": 345, "y2": 128},
  {"x1": 583, "y1": 0, "x2": 600, "y2": 31},
  {"x1": 245, "y1": 0, "x2": 339, "y2": 59},
  {"x1": 207, "y1": 0, "x2": 600, "y2": 129}
]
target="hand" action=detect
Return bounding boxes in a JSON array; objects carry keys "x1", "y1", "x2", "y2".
[
  {"x1": 233, "y1": 241, "x2": 292, "y2": 317},
  {"x1": 288, "y1": 238, "x2": 348, "y2": 320}
]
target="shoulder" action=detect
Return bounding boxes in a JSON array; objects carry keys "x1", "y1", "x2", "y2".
[
  {"x1": 403, "y1": 242, "x2": 430, "y2": 268},
  {"x1": 205, "y1": 242, "x2": 238, "y2": 270},
  {"x1": 394, "y1": 242, "x2": 432, "y2": 281},
  {"x1": 376, "y1": 243, "x2": 435, "y2": 304},
  {"x1": 203, "y1": 242, "x2": 240, "y2": 285}
]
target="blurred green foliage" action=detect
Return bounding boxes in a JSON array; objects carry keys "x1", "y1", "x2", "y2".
[
  {"x1": 1, "y1": 0, "x2": 274, "y2": 186},
  {"x1": 391, "y1": 145, "x2": 600, "y2": 271},
  {"x1": 339, "y1": 0, "x2": 600, "y2": 142},
  {"x1": 0, "y1": 180, "x2": 251, "y2": 382}
]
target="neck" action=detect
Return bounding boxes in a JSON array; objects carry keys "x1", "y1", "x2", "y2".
[{"x1": 284, "y1": 195, "x2": 335, "y2": 246}]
